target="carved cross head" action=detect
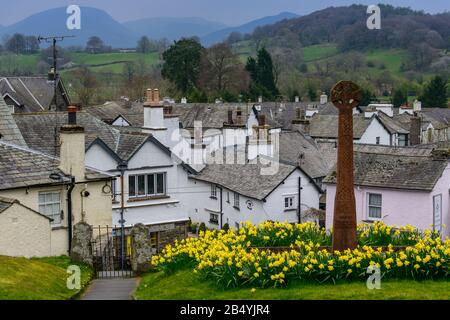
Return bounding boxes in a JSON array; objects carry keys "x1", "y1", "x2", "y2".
[{"x1": 331, "y1": 80, "x2": 363, "y2": 111}]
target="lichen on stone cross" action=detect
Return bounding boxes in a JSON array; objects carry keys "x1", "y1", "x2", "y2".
[
  {"x1": 331, "y1": 80, "x2": 363, "y2": 111},
  {"x1": 331, "y1": 80, "x2": 362, "y2": 252}
]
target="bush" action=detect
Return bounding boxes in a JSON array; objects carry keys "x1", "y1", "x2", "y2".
[
  {"x1": 222, "y1": 223, "x2": 230, "y2": 232},
  {"x1": 199, "y1": 223, "x2": 206, "y2": 233}
]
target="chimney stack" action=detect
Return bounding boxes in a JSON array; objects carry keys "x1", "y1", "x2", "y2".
[
  {"x1": 320, "y1": 93, "x2": 328, "y2": 105},
  {"x1": 413, "y1": 100, "x2": 422, "y2": 112},
  {"x1": 409, "y1": 112, "x2": 422, "y2": 146},
  {"x1": 59, "y1": 106, "x2": 85, "y2": 180},
  {"x1": 291, "y1": 107, "x2": 310, "y2": 133},
  {"x1": 295, "y1": 96, "x2": 300, "y2": 103},
  {"x1": 258, "y1": 96, "x2": 263, "y2": 103},
  {"x1": 258, "y1": 114, "x2": 266, "y2": 126},
  {"x1": 227, "y1": 110, "x2": 233, "y2": 125},
  {"x1": 143, "y1": 88, "x2": 167, "y2": 142},
  {"x1": 236, "y1": 107, "x2": 243, "y2": 124}
]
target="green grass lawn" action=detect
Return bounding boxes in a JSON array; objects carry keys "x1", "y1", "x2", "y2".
[
  {"x1": 134, "y1": 269, "x2": 450, "y2": 300},
  {"x1": 0, "y1": 255, "x2": 93, "y2": 300}
]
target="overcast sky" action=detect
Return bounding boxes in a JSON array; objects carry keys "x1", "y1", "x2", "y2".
[{"x1": 0, "y1": 0, "x2": 449, "y2": 26}]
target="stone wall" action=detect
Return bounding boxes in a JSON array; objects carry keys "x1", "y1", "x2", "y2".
[
  {"x1": 131, "y1": 223, "x2": 153, "y2": 274},
  {"x1": 71, "y1": 221, "x2": 93, "y2": 266},
  {"x1": 157, "y1": 221, "x2": 188, "y2": 252}
]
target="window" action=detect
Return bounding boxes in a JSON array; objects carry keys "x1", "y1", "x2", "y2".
[
  {"x1": 376, "y1": 137, "x2": 380, "y2": 145},
  {"x1": 128, "y1": 173, "x2": 166, "y2": 198},
  {"x1": 398, "y1": 134, "x2": 408, "y2": 146},
  {"x1": 226, "y1": 191, "x2": 230, "y2": 203},
  {"x1": 235, "y1": 222, "x2": 240, "y2": 231},
  {"x1": 210, "y1": 185, "x2": 217, "y2": 199},
  {"x1": 112, "y1": 179, "x2": 117, "y2": 202},
  {"x1": 39, "y1": 191, "x2": 61, "y2": 225},
  {"x1": 284, "y1": 196, "x2": 296, "y2": 211},
  {"x1": 128, "y1": 176, "x2": 136, "y2": 197},
  {"x1": 210, "y1": 213, "x2": 219, "y2": 224},
  {"x1": 368, "y1": 193, "x2": 382, "y2": 219},
  {"x1": 233, "y1": 193, "x2": 240, "y2": 209}
]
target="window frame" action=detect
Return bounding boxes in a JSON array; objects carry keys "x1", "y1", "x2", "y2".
[
  {"x1": 209, "y1": 213, "x2": 219, "y2": 225},
  {"x1": 128, "y1": 172, "x2": 167, "y2": 198},
  {"x1": 38, "y1": 191, "x2": 62, "y2": 225},
  {"x1": 210, "y1": 185, "x2": 217, "y2": 199},
  {"x1": 233, "y1": 193, "x2": 240, "y2": 210},
  {"x1": 283, "y1": 195, "x2": 296, "y2": 211},
  {"x1": 367, "y1": 193, "x2": 382, "y2": 220}
]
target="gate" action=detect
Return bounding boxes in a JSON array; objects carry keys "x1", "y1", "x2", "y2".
[{"x1": 91, "y1": 225, "x2": 134, "y2": 278}]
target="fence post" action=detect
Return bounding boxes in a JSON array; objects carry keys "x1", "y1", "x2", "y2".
[
  {"x1": 71, "y1": 221, "x2": 93, "y2": 266},
  {"x1": 130, "y1": 223, "x2": 152, "y2": 275}
]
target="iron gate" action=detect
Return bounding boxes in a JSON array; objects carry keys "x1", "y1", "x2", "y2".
[{"x1": 92, "y1": 225, "x2": 134, "y2": 278}]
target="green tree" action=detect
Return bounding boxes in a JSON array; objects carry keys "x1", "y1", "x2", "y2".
[
  {"x1": 391, "y1": 88, "x2": 408, "y2": 107},
  {"x1": 161, "y1": 38, "x2": 202, "y2": 94},
  {"x1": 137, "y1": 36, "x2": 152, "y2": 54},
  {"x1": 245, "y1": 48, "x2": 279, "y2": 100},
  {"x1": 360, "y1": 88, "x2": 377, "y2": 106},
  {"x1": 419, "y1": 76, "x2": 448, "y2": 108}
]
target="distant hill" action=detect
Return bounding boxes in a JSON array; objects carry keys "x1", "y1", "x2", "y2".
[
  {"x1": 0, "y1": 7, "x2": 138, "y2": 48},
  {"x1": 245, "y1": 5, "x2": 450, "y2": 52},
  {"x1": 123, "y1": 17, "x2": 227, "y2": 41},
  {"x1": 201, "y1": 12, "x2": 299, "y2": 46}
]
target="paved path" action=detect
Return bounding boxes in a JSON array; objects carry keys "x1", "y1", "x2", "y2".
[{"x1": 81, "y1": 278, "x2": 140, "y2": 300}]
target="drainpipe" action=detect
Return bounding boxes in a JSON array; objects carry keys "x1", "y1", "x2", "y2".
[
  {"x1": 219, "y1": 187, "x2": 223, "y2": 229},
  {"x1": 117, "y1": 161, "x2": 128, "y2": 270},
  {"x1": 67, "y1": 176, "x2": 75, "y2": 254},
  {"x1": 298, "y1": 177, "x2": 302, "y2": 224}
]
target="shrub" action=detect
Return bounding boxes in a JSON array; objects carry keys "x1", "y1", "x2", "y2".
[
  {"x1": 222, "y1": 223, "x2": 230, "y2": 232},
  {"x1": 199, "y1": 223, "x2": 206, "y2": 233}
]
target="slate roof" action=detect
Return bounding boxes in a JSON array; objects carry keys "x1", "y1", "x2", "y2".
[
  {"x1": 0, "y1": 77, "x2": 70, "y2": 112},
  {"x1": 0, "y1": 95, "x2": 27, "y2": 147},
  {"x1": 278, "y1": 130, "x2": 329, "y2": 179},
  {"x1": 88, "y1": 101, "x2": 255, "y2": 129},
  {"x1": 192, "y1": 158, "x2": 297, "y2": 200},
  {"x1": 377, "y1": 112, "x2": 410, "y2": 134},
  {"x1": 0, "y1": 142, "x2": 111, "y2": 190},
  {"x1": 12, "y1": 112, "x2": 148, "y2": 161},
  {"x1": 323, "y1": 145, "x2": 446, "y2": 191},
  {"x1": 309, "y1": 114, "x2": 372, "y2": 139}
]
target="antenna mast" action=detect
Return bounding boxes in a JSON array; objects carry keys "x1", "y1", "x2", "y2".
[{"x1": 38, "y1": 35, "x2": 75, "y2": 157}]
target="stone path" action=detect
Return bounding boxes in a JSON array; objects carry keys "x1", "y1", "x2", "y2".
[{"x1": 81, "y1": 277, "x2": 140, "y2": 300}]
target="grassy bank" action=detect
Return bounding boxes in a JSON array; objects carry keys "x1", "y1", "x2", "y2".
[
  {"x1": 0, "y1": 255, "x2": 93, "y2": 300},
  {"x1": 135, "y1": 269, "x2": 450, "y2": 300}
]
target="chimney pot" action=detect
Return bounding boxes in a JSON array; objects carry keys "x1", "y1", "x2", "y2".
[
  {"x1": 153, "y1": 89, "x2": 160, "y2": 104},
  {"x1": 67, "y1": 106, "x2": 78, "y2": 125}
]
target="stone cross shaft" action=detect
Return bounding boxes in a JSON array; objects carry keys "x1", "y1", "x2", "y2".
[{"x1": 330, "y1": 80, "x2": 362, "y2": 251}]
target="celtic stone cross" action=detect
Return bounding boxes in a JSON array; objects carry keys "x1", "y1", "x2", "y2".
[{"x1": 331, "y1": 80, "x2": 362, "y2": 251}]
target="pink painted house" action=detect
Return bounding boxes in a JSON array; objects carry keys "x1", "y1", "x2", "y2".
[{"x1": 323, "y1": 145, "x2": 450, "y2": 238}]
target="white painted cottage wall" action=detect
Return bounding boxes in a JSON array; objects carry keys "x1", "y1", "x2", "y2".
[{"x1": 357, "y1": 118, "x2": 391, "y2": 145}]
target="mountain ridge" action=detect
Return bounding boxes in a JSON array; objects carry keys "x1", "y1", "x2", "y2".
[{"x1": 201, "y1": 12, "x2": 299, "y2": 46}]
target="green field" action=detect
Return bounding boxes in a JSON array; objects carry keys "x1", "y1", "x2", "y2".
[
  {"x1": 302, "y1": 44, "x2": 340, "y2": 62},
  {"x1": 0, "y1": 255, "x2": 93, "y2": 300},
  {"x1": 134, "y1": 269, "x2": 450, "y2": 300},
  {"x1": 0, "y1": 51, "x2": 160, "y2": 75}
]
